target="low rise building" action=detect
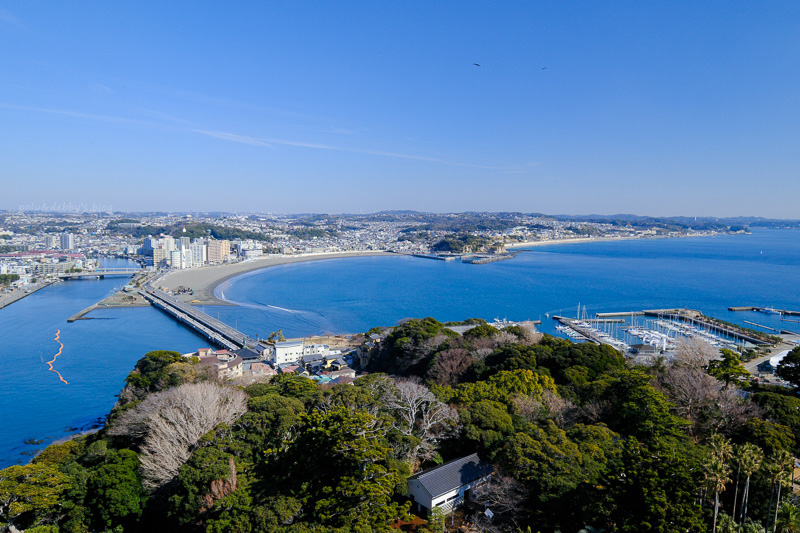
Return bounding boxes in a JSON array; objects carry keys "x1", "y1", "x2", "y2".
[{"x1": 407, "y1": 453, "x2": 493, "y2": 516}]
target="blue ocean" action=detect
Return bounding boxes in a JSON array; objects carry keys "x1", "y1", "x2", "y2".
[
  {"x1": 0, "y1": 229, "x2": 798, "y2": 466},
  {"x1": 213, "y1": 228, "x2": 800, "y2": 339}
]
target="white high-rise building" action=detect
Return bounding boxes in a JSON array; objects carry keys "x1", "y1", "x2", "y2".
[
  {"x1": 169, "y1": 250, "x2": 183, "y2": 269},
  {"x1": 189, "y1": 243, "x2": 207, "y2": 265},
  {"x1": 179, "y1": 236, "x2": 191, "y2": 249},
  {"x1": 60, "y1": 233, "x2": 75, "y2": 250},
  {"x1": 162, "y1": 236, "x2": 176, "y2": 252},
  {"x1": 45, "y1": 235, "x2": 58, "y2": 249}
]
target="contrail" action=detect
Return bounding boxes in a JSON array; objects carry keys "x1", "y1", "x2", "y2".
[{"x1": 45, "y1": 330, "x2": 68, "y2": 384}]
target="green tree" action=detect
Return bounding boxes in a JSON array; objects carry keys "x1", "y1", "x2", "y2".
[
  {"x1": 599, "y1": 369, "x2": 687, "y2": 441},
  {"x1": 461, "y1": 400, "x2": 514, "y2": 455},
  {"x1": 739, "y1": 443, "x2": 764, "y2": 523},
  {"x1": 766, "y1": 450, "x2": 793, "y2": 532},
  {"x1": 500, "y1": 421, "x2": 584, "y2": 503},
  {"x1": 607, "y1": 436, "x2": 705, "y2": 532},
  {"x1": 705, "y1": 454, "x2": 732, "y2": 532},
  {"x1": 277, "y1": 407, "x2": 409, "y2": 530},
  {"x1": 776, "y1": 348, "x2": 800, "y2": 388},
  {"x1": 85, "y1": 449, "x2": 145, "y2": 530},
  {"x1": 427, "y1": 506, "x2": 445, "y2": 532},
  {"x1": 708, "y1": 350, "x2": 749, "y2": 386},
  {"x1": 123, "y1": 350, "x2": 184, "y2": 393},
  {"x1": 776, "y1": 502, "x2": 800, "y2": 533},
  {"x1": 0, "y1": 463, "x2": 70, "y2": 530},
  {"x1": 463, "y1": 323, "x2": 499, "y2": 339}
]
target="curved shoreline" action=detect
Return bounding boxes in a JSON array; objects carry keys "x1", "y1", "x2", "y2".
[
  {"x1": 158, "y1": 251, "x2": 395, "y2": 305},
  {"x1": 160, "y1": 233, "x2": 726, "y2": 306}
]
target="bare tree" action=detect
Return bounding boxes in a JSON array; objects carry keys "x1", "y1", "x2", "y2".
[
  {"x1": 512, "y1": 395, "x2": 544, "y2": 423},
  {"x1": 674, "y1": 337, "x2": 719, "y2": 369},
  {"x1": 581, "y1": 398, "x2": 611, "y2": 424},
  {"x1": 493, "y1": 331, "x2": 518, "y2": 346},
  {"x1": 382, "y1": 379, "x2": 458, "y2": 461},
  {"x1": 541, "y1": 389, "x2": 578, "y2": 428},
  {"x1": 429, "y1": 348, "x2": 473, "y2": 386},
  {"x1": 516, "y1": 323, "x2": 544, "y2": 346},
  {"x1": 111, "y1": 382, "x2": 247, "y2": 489},
  {"x1": 473, "y1": 472, "x2": 529, "y2": 528},
  {"x1": 656, "y1": 364, "x2": 761, "y2": 440}
]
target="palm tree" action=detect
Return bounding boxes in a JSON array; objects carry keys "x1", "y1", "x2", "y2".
[
  {"x1": 709, "y1": 433, "x2": 734, "y2": 462},
  {"x1": 768, "y1": 450, "x2": 793, "y2": 533},
  {"x1": 733, "y1": 444, "x2": 746, "y2": 519},
  {"x1": 707, "y1": 454, "x2": 733, "y2": 532},
  {"x1": 740, "y1": 443, "x2": 765, "y2": 523},
  {"x1": 776, "y1": 502, "x2": 800, "y2": 533}
]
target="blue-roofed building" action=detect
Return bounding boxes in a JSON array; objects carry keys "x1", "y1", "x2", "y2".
[{"x1": 407, "y1": 453, "x2": 493, "y2": 515}]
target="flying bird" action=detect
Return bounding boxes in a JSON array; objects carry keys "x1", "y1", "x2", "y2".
[
  {"x1": 473, "y1": 63, "x2": 481, "y2": 67},
  {"x1": 541, "y1": 67, "x2": 548, "y2": 70}
]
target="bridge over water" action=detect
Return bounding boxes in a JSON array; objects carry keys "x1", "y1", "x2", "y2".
[
  {"x1": 58, "y1": 268, "x2": 141, "y2": 279},
  {"x1": 138, "y1": 283, "x2": 255, "y2": 351}
]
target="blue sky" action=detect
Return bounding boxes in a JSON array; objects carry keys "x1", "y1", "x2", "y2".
[{"x1": 1, "y1": 2, "x2": 799, "y2": 217}]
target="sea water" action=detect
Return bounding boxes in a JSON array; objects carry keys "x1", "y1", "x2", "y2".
[
  {"x1": 1, "y1": 230, "x2": 798, "y2": 466},
  {"x1": 212, "y1": 228, "x2": 800, "y2": 339},
  {"x1": 0, "y1": 259, "x2": 209, "y2": 467}
]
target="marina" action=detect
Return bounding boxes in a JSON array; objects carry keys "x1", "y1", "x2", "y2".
[{"x1": 553, "y1": 305, "x2": 778, "y2": 356}]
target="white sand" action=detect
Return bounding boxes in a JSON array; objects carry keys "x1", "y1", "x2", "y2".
[{"x1": 158, "y1": 251, "x2": 394, "y2": 305}]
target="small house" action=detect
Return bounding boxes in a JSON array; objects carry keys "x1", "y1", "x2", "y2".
[{"x1": 407, "y1": 453, "x2": 493, "y2": 515}]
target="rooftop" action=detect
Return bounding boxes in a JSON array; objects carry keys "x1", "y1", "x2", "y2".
[{"x1": 408, "y1": 453, "x2": 493, "y2": 498}]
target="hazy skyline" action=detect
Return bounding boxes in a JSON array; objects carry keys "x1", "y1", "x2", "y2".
[{"x1": 2, "y1": 2, "x2": 799, "y2": 217}]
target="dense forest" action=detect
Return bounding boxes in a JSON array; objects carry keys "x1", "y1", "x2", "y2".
[
  {"x1": 3, "y1": 319, "x2": 800, "y2": 532},
  {"x1": 104, "y1": 221, "x2": 270, "y2": 242}
]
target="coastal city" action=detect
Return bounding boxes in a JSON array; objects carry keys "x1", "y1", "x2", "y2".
[
  {"x1": 0, "y1": 209, "x2": 747, "y2": 307},
  {"x1": 2, "y1": 208, "x2": 795, "y2": 385},
  {"x1": 4, "y1": 3, "x2": 800, "y2": 531}
]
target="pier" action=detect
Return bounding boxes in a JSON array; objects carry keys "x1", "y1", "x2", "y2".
[
  {"x1": 552, "y1": 316, "x2": 626, "y2": 350},
  {"x1": 728, "y1": 306, "x2": 800, "y2": 317},
  {"x1": 743, "y1": 320, "x2": 779, "y2": 332},
  {"x1": 412, "y1": 253, "x2": 459, "y2": 261},
  {"x1": 138, "y1": 283, "x2": 255, "y2": 351},
  {"x1": 643, "y1": 309, "x2": 771, "y2": 346}
]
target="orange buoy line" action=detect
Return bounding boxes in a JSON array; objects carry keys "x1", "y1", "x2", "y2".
[{"x1": 46, "y1": 329, "x2": 68, "y2": 384}]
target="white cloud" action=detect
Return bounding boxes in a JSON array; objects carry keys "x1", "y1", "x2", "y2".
[{"x1": 193, "y1": 128, "x2": 514, "y2": 170}]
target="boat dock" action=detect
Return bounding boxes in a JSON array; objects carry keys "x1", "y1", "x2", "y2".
[
  {"x1": 643, "y1": 309, "x2": 771, "y2": 346},
  {"x1": 552, "y1": 316, "x2": 628, "y2": 351},
  {"x1": 138, "y1": 283, "x2": 254, "y2": 351}
]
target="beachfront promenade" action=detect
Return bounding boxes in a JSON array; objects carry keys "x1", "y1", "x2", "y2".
[{"x1": 138, "y1": 282, "x2": 254, "y2": 351}]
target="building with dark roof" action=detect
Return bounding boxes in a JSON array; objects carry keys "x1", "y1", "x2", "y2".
[{"x1": 407, "y1": 453, "x2": 493, "y2": 515}]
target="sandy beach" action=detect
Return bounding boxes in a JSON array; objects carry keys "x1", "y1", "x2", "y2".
[
  {"x1": 158, "y1": 251, "x2": 394, "y2": 305},
  {"x1": 159, "y1": 234, "x2": 724, "y2": 306}
]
